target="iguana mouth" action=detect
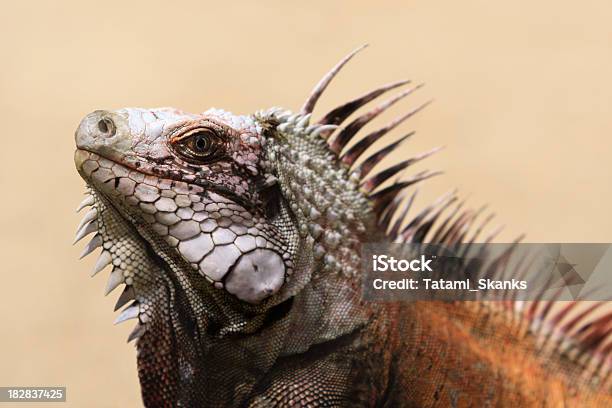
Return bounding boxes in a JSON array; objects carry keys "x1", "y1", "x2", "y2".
[
  {"x1": 75, "y1": 146, "x2": 292, "y2": 306},
  {"x1": 75, "y1": 147, "x2": 211, "y2": 276},
  {"x1": 75, "y1": 146, "x2": 257, "y2": 213},
  {"x1": 74, "y1": 148, "x2": 213, "y2": 341}
]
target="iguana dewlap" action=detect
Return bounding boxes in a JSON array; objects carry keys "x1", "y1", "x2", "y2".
[{"x1": 74, "y1": 46, "x2": 612, "y2": 407}]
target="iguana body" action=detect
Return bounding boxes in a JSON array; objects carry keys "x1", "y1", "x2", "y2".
[{"x1": 74, "y1": 47, "x2": 612, "y2": 406}]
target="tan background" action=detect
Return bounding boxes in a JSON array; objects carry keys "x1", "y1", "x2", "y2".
[{"x1": 1, "y1": 0, "x2": 611, "y2": 406}]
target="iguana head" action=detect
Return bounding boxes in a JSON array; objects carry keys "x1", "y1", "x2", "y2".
[
  {"x1": 75, "y1": 107, "x2": 297, "y2": 307},
  {"x1": 71, "y1": 47, "x2": 448, "y2": 406},
  {"x1": 73, "y1": 47, "x2": 437, "y2": 345}
]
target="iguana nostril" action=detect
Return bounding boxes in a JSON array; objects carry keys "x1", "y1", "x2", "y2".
[{"x1": 97, "y1": 117, "x2": 115, "y2": 137}]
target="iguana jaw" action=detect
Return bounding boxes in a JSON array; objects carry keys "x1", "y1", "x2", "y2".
[
  {"x1": 75, "y1": 148, "x2": 213, "y2": 341},
  {"x1": 74, "y1": 108, "x2": 299, "y2": 317}
]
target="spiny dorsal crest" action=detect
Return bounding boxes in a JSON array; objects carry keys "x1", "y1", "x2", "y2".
[{"x1": 260, "y1": 45, "x2": 612, "y2": 388}]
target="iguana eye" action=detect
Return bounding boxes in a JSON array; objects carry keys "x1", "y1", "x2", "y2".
[
  {"x1": 171, "y1": 128, "x2": 224, "y2": 163},
  {"x1": 193, "y1": 133, "x2": 208, "y2": 151}
]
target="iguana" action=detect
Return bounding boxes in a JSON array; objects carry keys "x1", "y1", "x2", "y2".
[{"x1": 73, "y1": 46, "x2": 612, "y2": 407}]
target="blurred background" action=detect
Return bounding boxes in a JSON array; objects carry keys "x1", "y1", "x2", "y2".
[{"x1": 1, "y1": 0, "x2": 611, "y2": 406}]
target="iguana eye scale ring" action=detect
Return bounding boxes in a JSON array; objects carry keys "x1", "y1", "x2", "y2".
[{"x1": 169, "y1": 127, "x2": 225, "y2": 163}]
